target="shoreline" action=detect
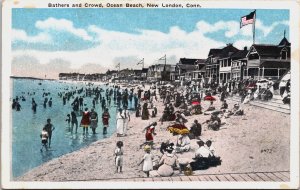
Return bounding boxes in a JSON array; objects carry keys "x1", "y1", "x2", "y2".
[{"x1": 17, "y1": 83, "x2": 290, "y2": 181}]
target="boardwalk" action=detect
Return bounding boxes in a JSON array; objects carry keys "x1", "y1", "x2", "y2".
[
  {"x1": 86, "y1": 171, "x2": 290, "y2": 182},
  {"x1": 227, "y1": 95, "x2": 290, "y2": 114}
]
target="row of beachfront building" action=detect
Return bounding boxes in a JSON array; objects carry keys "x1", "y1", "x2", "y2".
[{"x1": 59, "y1": 36, "x2": 291, "y2": 83}]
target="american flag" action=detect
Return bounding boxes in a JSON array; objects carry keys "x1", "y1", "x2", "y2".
[{"x1": 240, "y1": 10, "x2": 256, "y2": 28}]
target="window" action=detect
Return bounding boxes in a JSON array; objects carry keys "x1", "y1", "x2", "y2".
[
  {"x1": 248, "y1": 53, "x2": 259, "y2": 60},
  {"x1": 281, "y1": 50, "x2": 287, "y2": 60}
]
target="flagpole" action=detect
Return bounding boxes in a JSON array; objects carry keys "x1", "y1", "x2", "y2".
[
  {"x1": 117, "y1": 63, "x2": 120, "y2": 82},
  {"x1": 253, "y1": 10, "x2": 256, "y2": 44}
]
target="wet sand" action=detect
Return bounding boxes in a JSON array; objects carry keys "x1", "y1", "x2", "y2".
[{"x1": 18, "y1": 84, "x2": 290, "y2": 181}]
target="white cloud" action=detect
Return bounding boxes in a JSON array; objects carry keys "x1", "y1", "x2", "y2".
[
  {"x1": 12, "y1": 29, "x2": 51, "y2": 43},
  {"x1": 196, "y1": 20, "x2": 240, "y2": 37},
  {"x1": 11, "y1": 18, "x2": 289, "y2": 78},
  {"x1": 12, "y1": 23, "x2": 225, "y2": 76},
  {"x1": 256, "y1": 19, "x2": 289, "y2": 37},
  {"x1": 196, "y1": 19, "x2": 289, "y2": 38},
  {"x1": 233, "y1": 40, "x2": 254, "y2": 50},
  {"x1": 35, "y1": 17, "x2": 93, "y2": 41}
]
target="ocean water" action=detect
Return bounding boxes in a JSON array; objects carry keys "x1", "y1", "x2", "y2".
[{"x1": 11, "y1": 79, "x2": 129, "y2": 178}]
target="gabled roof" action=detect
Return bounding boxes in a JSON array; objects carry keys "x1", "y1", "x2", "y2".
[
  {"x1": 177, "y1": 64, "x2": 196, "y2": 72},
  {"x1": 208, "y1": 49, "x2": 222, "y2": 57},
  {"x1": 179, "y1": 58, "x2": 198, "y2": 65},
  {"x1": 231, "y1": 49, "x2": 249, "y2": 60},
  {"x1": 278, "y1": 37, "x2": 291, "y2": 47},
  {"x1": 219, "y1": 44, "x2": 239, "y2": 58},
  {"x1": 251, "y1": 44, "x2": 280, "y2": 57}
]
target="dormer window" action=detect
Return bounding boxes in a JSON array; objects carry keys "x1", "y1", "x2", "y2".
[
  {"x1": 248, "y1": 53, "x2": 259, "y2": 60},
  {"x1": 281, "y1": 50, "x2": 287, "y2": 60}
]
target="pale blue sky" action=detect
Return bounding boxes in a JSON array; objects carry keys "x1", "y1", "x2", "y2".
[
  {"x1": 12, "y1": 8, "x2": 289, "y2": 51},
  {"x1": 11, "y1": 8, "x2": 290, "y2": 78}
]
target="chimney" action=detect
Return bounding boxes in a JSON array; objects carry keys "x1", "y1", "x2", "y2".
[{"x1": 244, "y1": 46, "x2": 247, "y2": 51}]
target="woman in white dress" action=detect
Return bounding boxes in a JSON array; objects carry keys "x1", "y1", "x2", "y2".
[
  {"x1": 116, "y1": 108, "x2": 124, "y2": 137},
  {"x1": 122, "y1": 106, "x2": 130, "y2": 136},
  {"x1": 138, "y1": 145, "x2": 154, "y2": 177}
]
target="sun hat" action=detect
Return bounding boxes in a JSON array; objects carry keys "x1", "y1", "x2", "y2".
[{"x1": 144, "y1": 145, "x2": 151, "y2": 151}]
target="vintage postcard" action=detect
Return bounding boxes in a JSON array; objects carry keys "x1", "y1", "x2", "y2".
[{"x1": 1, "y1": 0, "x2": 299, "y2": 189}]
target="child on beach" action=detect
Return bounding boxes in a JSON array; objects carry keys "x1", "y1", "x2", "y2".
[
  {"x1": 140, "y1": 122, "x2": 157, "y2": 149},
  {"x1": 138, "y1": 145, "x2": 154, "y2": 177},
  {"x1": 114, "y1": 141, "x2": 124, "y2": 173},
  {"x1": 40, "y1": 127, "x2": 49, "y2": 152}
]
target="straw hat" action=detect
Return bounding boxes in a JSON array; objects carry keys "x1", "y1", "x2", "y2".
[{"x1": 144, "y1": 145, "x2": 151, "y2": 151}]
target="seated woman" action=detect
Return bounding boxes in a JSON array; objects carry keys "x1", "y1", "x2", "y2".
[
  {"x1": 233, "y1": 104, "x2": 244, "y2": 116},
  {"x1": 190, "y1": 141, "x2": 212, "y2": 170},
  {"x1": 205, "y1": 140, "x2": 222, "y2": 167},
  {"x1": 206, "y1": 114, "x2": 221, "y2": 131},
  {"x1": 175, "y1": 133, "x2": 191, "y2": 153},
  {"x1": 205, "y1": 100, "x2": 215, "y2": 112},
  {"x1": 226, "y1": 103, "x2": 244, "y2": 117},
  {"x1": 190, "y1": 140, "x2": 222, "y2": 171},
  {"x1": 175, "y1": 112, "x2": 188, "y2": 124},
  {"x1": 178, "y1": 101, "x2": 188, "y2": 110},
  {"x1": 220, "y1": 100, "x2": 228, "y2": 109},
  {"x1": 152, "y1": 143, "x2": 178, "y2": 177}
]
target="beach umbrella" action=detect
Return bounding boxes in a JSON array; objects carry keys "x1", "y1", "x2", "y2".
[
  {"x1": 167, "y1": 124, "x2": 190, "y2": 135},
  {"x1": 246, "y1": 83, "x2": 256, "y2": 89},
  {"x1": 204, "y1": 95, "x2": 216, "y2": 101},
  {"x1": 191, "y1": 101, "x2": 200, "y2": 106}
]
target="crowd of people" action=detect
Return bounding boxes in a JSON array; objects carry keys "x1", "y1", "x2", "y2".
[
  {"x1": 11, "y1": 76, "x2": 291, "y2": 177},
  {"x1": 111, "y1": 76, "x2": 290, "y2": 178}
]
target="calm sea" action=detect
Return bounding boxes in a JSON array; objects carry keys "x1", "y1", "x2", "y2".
[{"x1": 11, "y1": 78, "x2": 129, "y2": 178}]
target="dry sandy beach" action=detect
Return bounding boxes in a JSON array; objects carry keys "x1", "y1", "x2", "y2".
[{"x1": 18, "y1": 84, "x2": 290, "y2": 181}]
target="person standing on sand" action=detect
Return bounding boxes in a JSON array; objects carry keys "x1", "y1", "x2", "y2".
[
  {"x1": 102, "y1": 108, "x2": 110, "y2": 135},
  {"x1": 90, "y1": 108, "x2": 98, "y2": 134},
  {"x1": 81, "y1": 108, "x2": 90, "y2": 135},
  {"x1": 141, "y1": 103, "x2": 149, "y2": 120},
  {"x1": 114, "y1": 141, "x2": 124, "y2": 173},
  {"x1": 122, "y1": 106, "x2": 130, "y2": 136},
  {"x1": 116, "y1": 108, "x2": 125, "y2": 137},
  {"x1": 138, "y1": 145, "x2": 154, "y2": 177},
  {"x1": 44, "y1": 118, "x2": 55, "y2": 148},
  {"x1": 140, "y1": 122, "x2": 157, "y2": 148}
]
